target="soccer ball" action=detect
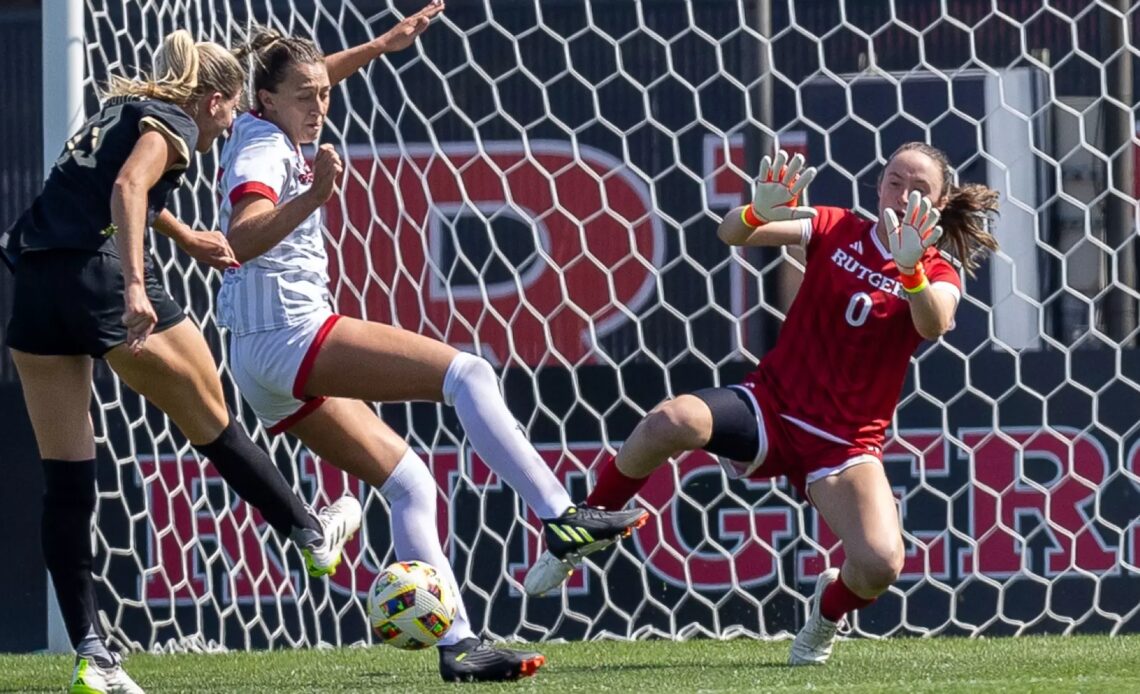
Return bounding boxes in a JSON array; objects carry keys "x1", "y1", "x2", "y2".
[{"x1": 367, "y1": 560, "x2": 457, "y2": 650}]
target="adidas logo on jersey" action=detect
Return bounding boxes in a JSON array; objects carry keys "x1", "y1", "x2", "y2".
[{"x1": 849, "y1": 240, "x2": 863, "y2": 254}]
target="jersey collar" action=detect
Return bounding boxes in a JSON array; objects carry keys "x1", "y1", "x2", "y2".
[
  {"x1": 245, "y1": 110, "x2": 305, "y2": 159},
  {"x1": 868, "y1": 222, "x2": 891, "y2": 260}
]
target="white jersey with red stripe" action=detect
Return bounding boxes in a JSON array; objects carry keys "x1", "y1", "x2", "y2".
[
  {"x1": 748, "y1": 206, "x2": 962, "y2": 452},
  {"x1": 216, "y1": 112, "x2": 332, "y2": 335}
]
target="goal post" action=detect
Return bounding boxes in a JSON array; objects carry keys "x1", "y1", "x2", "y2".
[
  {"x1": 41, "y1": 0, "x2": 87, "y2": 656},
  {"x1": 47, "y1": 0, "x2": 1140, "y2": 651}
]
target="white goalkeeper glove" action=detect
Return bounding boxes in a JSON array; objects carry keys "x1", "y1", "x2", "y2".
[
  {"x1": 741, "y1": 149, "x2": 818, "y2": 227},
  {"x1": 884, "y1": 190, "x2": 943, "y2": 274}
]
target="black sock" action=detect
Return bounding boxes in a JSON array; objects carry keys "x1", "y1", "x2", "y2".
[
  {"x1": 41, "y1": 459, "x2": 112, "y2": 666},
  {"x1": 193, "y1": 417, "x2": 319, "y2": 537}
]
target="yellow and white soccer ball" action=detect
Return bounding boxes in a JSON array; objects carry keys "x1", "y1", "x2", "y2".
[{"x1": 367, "y1": 560, "x2": 458, "y2": 650}]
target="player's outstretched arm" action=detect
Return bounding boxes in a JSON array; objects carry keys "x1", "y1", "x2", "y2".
[
  {"x1": 884, "y1": 190, "x2": 957, "y2": 339},
  {"x1": 907, "y1": 281, "x2": 957, "y2": 340},
  {"x1": 717, "y1": 208, "x2": 808, "y2": 247},
  {"x1": 717, "y1": 149, "x2": 817, "y2": 247},
  {"x1": 325, "y1": 0, "x2": 444, "y2": 87},
  {"x1": 153, "y1": 210, "x2": 239, "y2": 270}
]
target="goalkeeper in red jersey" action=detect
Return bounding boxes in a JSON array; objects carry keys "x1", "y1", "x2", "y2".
[{"x1": 525, "y1": 143, "x2": 999, "y2": 665}]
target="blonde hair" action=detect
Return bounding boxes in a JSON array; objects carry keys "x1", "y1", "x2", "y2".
[
  {"x1": 105, "y1": 30, "x2": 243, "y2": 105},
  {"x1": 883, "y1": 142, "x2": 1001, "y2": 277}
]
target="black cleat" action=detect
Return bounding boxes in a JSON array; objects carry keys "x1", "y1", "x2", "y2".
[
  {"x1": 438, "y1": 637, "x2": 546, "y2": 682},
  {"x1": 523, "y1": 504, "x2": 649, "y2": 595}
]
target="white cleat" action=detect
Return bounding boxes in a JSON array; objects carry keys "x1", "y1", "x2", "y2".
[
  {"x1": 522, "y1": 505, "x2": 649, "y2": 595},
  {"x1": 523, "y1": 549, "x2": 579, "y2": 596},
  {"x1": 69, "y1": 654, "x2": 145, "y2": 694},
  {"x1": 789, "y1": 567, "x2": 841, "y2": 666},
  {"x1": 302, "y1": 496, "x2": 363, "y2": 577}
]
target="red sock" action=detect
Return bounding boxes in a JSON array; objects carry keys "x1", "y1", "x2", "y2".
[
  {"x1": 819, "y1": 573, "x2": 874, "y2": 623},
  {"x1": 586, "y1": 454, "x2": 650, "y2": 510}
]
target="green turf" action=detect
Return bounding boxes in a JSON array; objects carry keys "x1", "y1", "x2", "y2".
[{"x1": 3, "y1": 635, "x2": 1137, "y2": 693}]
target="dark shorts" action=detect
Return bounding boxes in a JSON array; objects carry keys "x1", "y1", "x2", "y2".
[
  {"x1": 697, "y1": 384, "x2": 882, "y2": 501},
  {"x1": 6, "y1": 249, "x2": 186, "y2": 357}
]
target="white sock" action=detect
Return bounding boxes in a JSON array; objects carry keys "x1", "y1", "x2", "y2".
[
  {"x1": 442, "y1": 352, "x2": 573, "y2": 519},
  {"x1": 379, "y1": 447, "x2": 475, "y2": 646}
]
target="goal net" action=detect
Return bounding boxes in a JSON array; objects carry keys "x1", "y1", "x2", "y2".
[{"x1": 69, "y1": 0, "x2": 1140, "y2": 651}]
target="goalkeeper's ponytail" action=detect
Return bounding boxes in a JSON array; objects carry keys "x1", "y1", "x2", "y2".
[{"x1": 885, "y1": 142, "x2": 1000, "y2": 277}]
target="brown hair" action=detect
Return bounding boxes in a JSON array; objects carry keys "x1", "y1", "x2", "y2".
[
  {"x1": 105, "y1": 30, "x2": 243, "y2": 105},
  {"x1": 233, "y1": 26, "x2": 325, "y2": 112},
  {"x1": 885, "y1": 142, "x2": 1000, "y2": 277}
]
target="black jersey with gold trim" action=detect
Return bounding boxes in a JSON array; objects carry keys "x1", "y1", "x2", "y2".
[{"x1": 2, "y1": 97, "x2": 197, "y2": 268}]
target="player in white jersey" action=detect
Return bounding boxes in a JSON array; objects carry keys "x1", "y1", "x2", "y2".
[
  {"x1": 216, "y1": 107, "x2": 331, "y2": 341},
  {"x1": 221, "y1": 4, "x2": 647, "y2": 682}
]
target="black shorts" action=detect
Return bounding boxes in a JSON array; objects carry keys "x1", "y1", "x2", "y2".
[
  {"x1": 691, "y1": 386, "x2": 762, "y2": 462},
  {"x1": 6, "y1": 249, "x2": 186, "y2": 357}
]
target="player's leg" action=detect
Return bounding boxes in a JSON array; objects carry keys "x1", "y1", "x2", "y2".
[
  {"x1": 8, "y1": 252, "x2": 147, "y2": 691},
  {"x1": 527, "y1": 387, "x2": 760, "y2": 595},
  {"x1": 104, "y1": 319, "x2": 357, "y2": 575},
  {"x1": 302, "y1": 317, "x2": 574, "y2": 516},
  {"x1": 9, "y1": 351, "x2": 95, "y2": 461},
  {"x1": 588, "y1": 386, "x2": 764, "y2": 509},
  {"x1": 586, "y1": 391, "x2": 719, "y2": 509},
  {"x1": 790, "y1": 460, "x2": 903, "y2": 665},
  {"x1": 287, "y1": 398, "x2": 472, "y2": 617},
  {"x1": 11, "y1": 351, "x2": 146, "y2": 692},
  {"x1": 286, "y1": 398, "x2": 545, "y2": 682},
  {"x1": 302, "y1": 317, "x2": 647, "y2": 567},
  {"x1": 9, "y1": 351, "x2": 119, "y2": 672}
]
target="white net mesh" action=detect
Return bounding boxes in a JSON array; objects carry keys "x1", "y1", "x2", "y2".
[{"x1": 74, "y1": 0, "x2": 1140, "y2": 650}]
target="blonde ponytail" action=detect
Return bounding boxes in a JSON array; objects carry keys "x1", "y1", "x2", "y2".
[
  {"x1": 104, "y1": 30, "x2": 242, "y2": 105},
  {"x1": 105, "y1": 30, "x2": 198, "y2": 102}
]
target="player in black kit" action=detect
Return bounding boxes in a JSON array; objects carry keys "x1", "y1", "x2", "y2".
[{"x1": 3, "y1": 31, "x2": 361, "y2": 694}]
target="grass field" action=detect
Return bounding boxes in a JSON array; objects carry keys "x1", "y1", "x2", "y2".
[{"x1": 4, "y1": 635, "x2": 1137, "y2": 693}]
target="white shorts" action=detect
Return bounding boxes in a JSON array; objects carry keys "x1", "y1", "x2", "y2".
[{"x1": 228, "y1": 310, "x2": 340, "y2": 433}]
